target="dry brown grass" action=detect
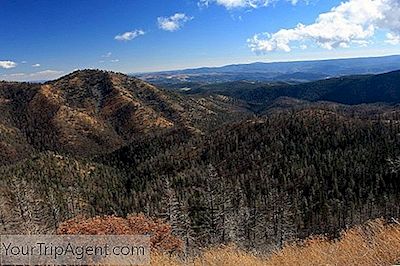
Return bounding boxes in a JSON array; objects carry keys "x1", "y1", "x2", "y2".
[{"x1": 152, "y1": 219, "x2": 400, "y2": 266}]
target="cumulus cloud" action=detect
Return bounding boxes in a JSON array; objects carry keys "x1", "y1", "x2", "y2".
[
  {"x1": 386, "y1": 32, "x2": 400, "y2": 45},
  {"x1": 0, "y1": 61, "x2": 17, "y2": 69},
  {"x1": 1, "y1": 70, "x2": 64, "y2": 82},
  {"x1": 158, "y1": 13, "x2": 193, "y2": 32},
  {"x1": 248, "y1": 0, "x2": 400, "y2": 53},
  {"x1": 199, "y1": 0, "x2": 305, "y2": 9},
  {"x1": 115, "y1": 30, "x2": 145, "y2": 41}
]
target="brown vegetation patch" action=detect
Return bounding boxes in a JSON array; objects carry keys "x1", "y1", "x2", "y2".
[{"x1": 57, "y1": 214, "x2": 183, "y2": 253}]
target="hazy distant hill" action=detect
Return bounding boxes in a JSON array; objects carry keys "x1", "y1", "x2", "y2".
[
  {"x1": 180, "y1": 70, "x2": 400, "y2": 113},
  {"x1": 137, "y1": 55, "x2": 400, "y2": 84}
]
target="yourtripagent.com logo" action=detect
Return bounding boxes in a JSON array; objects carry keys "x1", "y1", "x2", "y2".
[{"x1": 0, "y1": 235, "x2": 150, "y2": 265}]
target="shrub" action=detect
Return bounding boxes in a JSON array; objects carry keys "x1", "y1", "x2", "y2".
[{"x1": 57, "y1": 214, "x2": 183, "y2": 253}]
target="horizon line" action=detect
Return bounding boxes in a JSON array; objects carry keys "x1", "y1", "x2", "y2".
[{"x1": 131, "y1": 53, "x2": 400, "y2": 75}]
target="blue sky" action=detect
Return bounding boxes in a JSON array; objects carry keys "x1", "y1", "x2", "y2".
[{"x1": 1, "y1": 0, "x2": 400, "y2": 81}]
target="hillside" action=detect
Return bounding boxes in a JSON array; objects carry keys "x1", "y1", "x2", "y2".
[
  {"x1": 0, "y1": 81, "x2": 38, "y2": 164},
  {"x1": 100, "y1": 109, "x2": 400, "y2": 250},
  {"x1": 3, "y1": 105, "x2": 399, "y2": 250},
  {"x1": 0, "y1": 70, "x2": 248, "y2": 162}
]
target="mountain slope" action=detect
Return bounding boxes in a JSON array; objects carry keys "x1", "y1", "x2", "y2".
[
  {"x1": 0, "y1": 81, "x2": 38, "y2": 164},
  {"x1": 99, "y1": 109, "x2": 400, "y2": 249},
  {"x1": 2, "y1": 108, "x2": 400, "y2": 245},
  {"x1": 0, "y1": 70, "x2": 249, "y2": 161}
]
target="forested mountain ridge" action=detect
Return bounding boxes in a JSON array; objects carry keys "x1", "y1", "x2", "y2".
[{"x1": 0, "y1": 70, "x2": 249, "y2": 163}]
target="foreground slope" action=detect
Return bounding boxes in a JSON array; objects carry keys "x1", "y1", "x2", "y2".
[{"x1": 152, "y1": 219, "x2": 400, "y2": 266}]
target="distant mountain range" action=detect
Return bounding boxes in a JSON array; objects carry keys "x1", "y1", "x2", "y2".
[
  {"x1": 172, "y1": 70, "x2": 400, "y2": 114},
  {"x1": 136, "y1": 55, "x2": 400, "y2": 84}
]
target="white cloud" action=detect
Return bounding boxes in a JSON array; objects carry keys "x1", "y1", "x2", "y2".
[
  {"x1": 32, "y1": 63, "x2": 41, "y2": 67},
  {"x1": 299, "y1": 44, "x2": 308, "y2": 50},
  {"x1": 199, "y1": 0, "x2": 305, "y2": 9},
  {"x1": 353, "y1": 40, "x2": 372, "y2": 47},
  {"x1": 1, "y1": 70, "x2": 64, "y2": 82},
  {"x1": 0, "y1": 61, "x2": 17, "y2": 69},
  {"x1": 248, "y1": 0, "x2": 400, "y2": 53},
  {"x1": 200, "y1": 0, "x2": 271, "y2": 9},
  {"x1": 31, "y1": 70, "x2": 63, "y2": 79},
  {"x1": 386, "y1": 32, "x2": 400, "y2": 45},
  {"x1": 99, "y1": 58, "x2": 119, "y2": 63},
  {"x1": 115, "y1": 30, "x2": 145, "y2": 41},
  {"x1": 102, "y1": 52, "x2": 112, "y2": 58},
  {"x1": 6, "y1": 73, "x2": 26, "y2": 77},
  {"x1": 158, "y1": 13, "x2": 193, "y2": 32}
]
